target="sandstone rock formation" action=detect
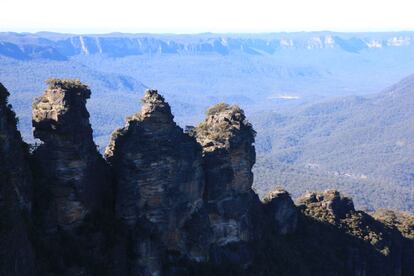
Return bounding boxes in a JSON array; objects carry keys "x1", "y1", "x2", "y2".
[
  {"x1": 195, "y1": 103, "x2": 257, "y2": 237},
  {"x1": 297, "y1": 190, "x2": 409, "y2": 276},
  {"x1": 106, "y1": 89, "x2": 207, "y2": 274},
  {"x1": 0, "y1": 83, "x2": 35, "y2": 276},
  {"x1": 298, "y1": 189, "x2": 355, "y2": 220},
  {"x1": 0, "y1": 80, "x2": 413, "y2": 276},
  {"x1": 193, "y1": 103, "x2": 261, "y2": 268},
  {"x1": 31, "y1": 79, "x2": 113, "y2": 274},
  {"x1": 261, "y1": 189, "x2": 298, "y2": 235},
  {"x1": 372, "y1": 209, "x2": 414, "y2": 276}
]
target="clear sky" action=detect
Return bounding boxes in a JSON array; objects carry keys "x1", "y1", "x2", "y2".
[{"x1": 2, "y1": 0, "x2": 414, "y2": 33}]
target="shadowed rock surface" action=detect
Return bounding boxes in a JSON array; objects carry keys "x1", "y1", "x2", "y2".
[
  {"x1": 295, "y1": 190, "x2": 408, "y2": 275},
  {"x1": 372, "y1": 209, "x2": 414, "y2": 275},
  {"x1": 261, "y1": 189, "x2": 298, "y2": 235},
  {"x1": 0, "y1": 83, "x2": 35, "y2": 276},
  {"x1": 31, "y1": 79, "x2": 113, "y2": 275},
  {"x1": 106, "y1": 89, "x2": 208, "y2": 274}
]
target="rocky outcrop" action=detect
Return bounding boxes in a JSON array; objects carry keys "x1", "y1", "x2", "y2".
[
  {"x1": 1, "y1": 80, "x2": 414, "y2": 276},
  {"x1": 195, "y1": 103, "x2": 256, "y2": 196},
  {"x1": 193, "y1": 103, "x2": 261, "y2": 268},
  {"x1": 261, "y1": 189, "x2": 298, "y2": 235},
  {"x1": 31, "y1": 79, "x2": 113, "y2": 274},
  {"x1": 298, "y1": 189, "x2": 355, "y2": 220},
  {"x1": 372, "y1": 209, "x2": 414, "y2": 276},
  {"x1": 296, "y1": 190, "x2": 408, "y2": 276},
  {"x1": 195, "y1": 103, "x2": 257, "y2": 241},
  {"x1": 0, "y1": 83, "x2": 35, "y2": 276},
  {"x1": 106, "y1": 90, "x2": 207, "y2": 274}
]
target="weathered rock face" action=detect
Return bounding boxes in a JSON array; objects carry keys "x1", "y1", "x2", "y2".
[
  {"x1": 0, "y1": 83, "x2": 35, "y2": 276},
  {"x1": 261, "y1": 189, "x2": 298, "y2": 235},
  {"x1": 2, "y1": 80, "x2": 414, "y2": 276},
  {"x1": 31, "y1": 79, "x2": 113, "y2": 274},
  {"x1": 194, "y1": 103, "x2": 260, "y2": 268},
  {"x1": 372, "y1": 209, "x2": 414, "y2": 276},
  {"x1": 297, "y1": 190, "x2": 406, "y2": 276},
  {"x1": 106, "y1": 90, "x2": 208, "y2": 274},
  {"x1": 195, "y1": 103, "x2": 256, "y2": 197}
]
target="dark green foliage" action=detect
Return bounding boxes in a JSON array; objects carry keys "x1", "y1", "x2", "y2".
[
  {"x1": 196, "y1": 102, "x2": 255, "y2": 148},
  {"x1": 46, "y1": 78, "x2": 90, "y2": 92}
]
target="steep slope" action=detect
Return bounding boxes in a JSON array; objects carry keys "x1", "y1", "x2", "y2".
[{"x1": 253, "y1": 74, "x2": 414, "y2": 212}]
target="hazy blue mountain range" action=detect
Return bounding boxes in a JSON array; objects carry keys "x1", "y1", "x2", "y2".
[
  {"x1": 253, "y1": 74, "x2": 414, "y2": 212},
  {"x1": 2, "y1": 31, "x2": 414, "y2": 58},
  {"x1": 1, "y1": 31, "x2": 414, "y2": 212}
]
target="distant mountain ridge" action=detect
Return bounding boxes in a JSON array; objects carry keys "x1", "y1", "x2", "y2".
[{"x1": 2, "y1": 31, "x2": 414, "y2": 59}]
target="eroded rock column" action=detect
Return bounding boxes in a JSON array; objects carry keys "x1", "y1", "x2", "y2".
[
  {"x1": 106, "y1": 89, "x2": 208, "y2": 274},
  {"x1": 194, "y1": 103, "x2": 260, "y2": 267},
  {"x1": 31, "y1": 79, "x2": 112, "y2": 274}
]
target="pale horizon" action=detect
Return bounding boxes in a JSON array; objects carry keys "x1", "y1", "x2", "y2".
[{"x1": 2, "y1": 0, "x2": 414, "y2": 34}]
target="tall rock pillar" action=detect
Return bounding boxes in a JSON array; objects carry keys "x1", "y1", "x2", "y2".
[
  {"x1": 106, "y1": 89, "x2": 208, "y2": 274},
  {"x1": 31, "y1": 79, "x2": 112, "y2": 274},
  {"x1": 194, "y1": 103, "x2": 259, "y2": 267}
]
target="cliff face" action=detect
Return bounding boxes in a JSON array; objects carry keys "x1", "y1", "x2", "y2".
[
  {"x1": 190, "y1": 103, "x2": 262, "y2": 269},
  {"x1": 105, "y1": 90, "x2": 207, "y2": 274},
  {"x1": 31, "y1": 79, "x2": 113, "y2": 274},
  {"x1": 296, "y1": 190, "x2": 408, "y2": 276},
  {"x1": 194, "y1": 103, "x2": 258, "y2": 244},
  {"x1": 0, "y1": 80, "x2": 413, "y2": 276},
  {"x1": 0, "y1": 83, "x2": 35, "y2": 276},
  {"x1": 261, "y1": 189, "x2": 298, "y2": 235},
  {"x1": 372, "y1": 209, "x2": 414, "y2": 276}
]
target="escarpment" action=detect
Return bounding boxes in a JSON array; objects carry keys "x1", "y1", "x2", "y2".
[
  {"x1": 0, "y1": 83, "x2": 35, "y2": 276},
  {"x1": 0, "y1": 80, "x2": 413, "y2": 275}
]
